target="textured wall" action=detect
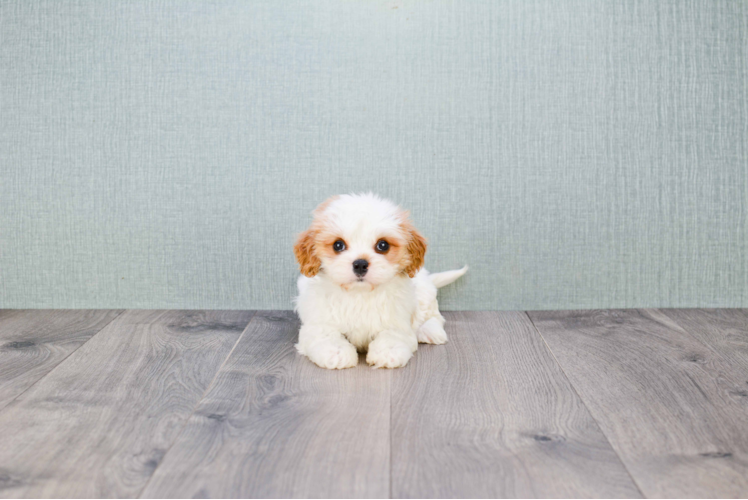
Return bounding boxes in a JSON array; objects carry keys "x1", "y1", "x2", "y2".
[{"x1": 1, "y1": 0, "x2": 746, "y2": 310}]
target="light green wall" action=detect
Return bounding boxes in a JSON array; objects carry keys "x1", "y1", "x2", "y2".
[{"x1": 1, "y1": 1, "x2": 746, "y2": 310}]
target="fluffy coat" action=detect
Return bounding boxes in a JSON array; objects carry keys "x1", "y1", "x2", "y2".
[{"x1": 294, "y1": 193, "x2": 467, "y2": 369}]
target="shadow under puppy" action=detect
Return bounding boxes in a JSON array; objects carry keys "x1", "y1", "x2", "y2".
[{"x1": 293, "y1": 193, "x2": 467, "y2": 369}]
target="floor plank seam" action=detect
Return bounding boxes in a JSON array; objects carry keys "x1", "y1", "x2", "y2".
[
  {"x1": 0, "y1": 309, "x2": 126, "y2": 415},
  {"x1": 136, "y1": 310, "x2": 258, "y2": 499},
  {"x1": 652, "y1": 308, "x2": 741, "y2": 369},
  {"x1": 524, "y1": 311, "x2": 648, "y2": 499},
  {"x1": 388, "y1": 368, "x2": 393, "y2": 500}
]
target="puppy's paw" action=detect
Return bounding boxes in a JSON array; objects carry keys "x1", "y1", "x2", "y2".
[
  {"x1": 366, "y1": 341, "x2": 413, "y2": 369},
  {"x1": 417, "y1": 317, "x2": 448, "y2": 345},
  {"x1": 305, "y1": 340, "x2": 358, "y2": 370}
]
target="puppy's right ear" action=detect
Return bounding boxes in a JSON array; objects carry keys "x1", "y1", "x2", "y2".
[{"x1": 294, "y1": 229, "x2": 321, "y2": 277}]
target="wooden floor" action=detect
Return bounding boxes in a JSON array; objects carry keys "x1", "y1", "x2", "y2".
[{"x1": 0, "y1": 309, "x2": 746, "y2": 498}]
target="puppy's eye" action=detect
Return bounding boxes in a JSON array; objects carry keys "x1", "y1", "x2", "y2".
[
  {"x1": 333, "y1": 240, "x2": 346, "y2": 253},
  {"x1": 375, "y1": 239, "x2": 390, "y2": 253}
]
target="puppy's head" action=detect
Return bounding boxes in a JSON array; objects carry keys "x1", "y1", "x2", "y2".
[{"x1": 294, "y1": 194, "x2": 427, "y2": 289}]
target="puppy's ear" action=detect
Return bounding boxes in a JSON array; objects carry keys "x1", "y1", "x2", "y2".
[
  {"x1": 404, "y1": 225, "x2": 427, "y2": 278},
  {"x1": 294, "y1": 229, "x2": 321, "y2": 277}
]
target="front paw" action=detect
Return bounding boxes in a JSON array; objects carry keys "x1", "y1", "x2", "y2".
[
  {"x1": 366, "y1": 341, "x2": 413, "y2": 369},
  {"x1": 304, "y1": 340, "x2": 358, "y2": 370}
]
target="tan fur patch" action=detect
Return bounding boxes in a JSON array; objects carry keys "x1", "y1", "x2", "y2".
[
  {"x1": 293, "y1": 229, "x2": 321, "y2": 277},
  {"x1": 294, "y1": 196, "x2": 343, "y2": 276},
  {"x1": 314, "y1": 229, "x2": 344, "y2": 260},
  {"x1": 400, "y1": 219, "x2": 427, "y2": 278},
  {"x1": 379, "y1": 238, "x2": 404, "y2": 266}
]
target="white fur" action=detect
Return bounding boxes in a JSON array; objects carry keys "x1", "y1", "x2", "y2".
[{"x1": 294, "y1": 193, "x2": 466, "y2": 369}]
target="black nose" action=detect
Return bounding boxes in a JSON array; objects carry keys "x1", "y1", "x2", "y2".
[{"x1": 352, "y1": 259, "x2": 369, "y2": 277}]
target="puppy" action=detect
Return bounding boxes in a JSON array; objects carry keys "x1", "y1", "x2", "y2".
[{"x1": 293, "y1": 193, "x2": 467, "y2": 369}]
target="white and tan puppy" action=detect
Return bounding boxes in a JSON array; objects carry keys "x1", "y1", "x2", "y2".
[{"x1": 293, "y1": 193, "x2": 467, "y2": 369}]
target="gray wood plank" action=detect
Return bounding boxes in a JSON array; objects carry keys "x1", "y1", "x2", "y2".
[
  {"x1": 528, "y1": 309, "x2": 748, "y2": 498},
  {"x1": 141, "y1": 311, "x2": 391, "y2": 499},
  {"x1": 391, "y1": 311, "x2": 641, "y2": 498},
  {"x1": 0, "y1": 309, "x2": 123, "y2": 411},
  {"x1": 659, "y1": 308, "x2": 748, "y2": 378},
  {"x1": 0, "y1": 309, "x2": 254, "y2": 498}
]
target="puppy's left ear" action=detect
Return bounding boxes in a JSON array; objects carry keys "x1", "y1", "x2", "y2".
[{"x1": 404, "y1": 226, "x2": 427, "y2": 278}]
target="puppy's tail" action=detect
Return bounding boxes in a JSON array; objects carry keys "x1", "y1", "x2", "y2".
[{"x1": 429, "y1": 265, "x2": 468, "y2": 289}]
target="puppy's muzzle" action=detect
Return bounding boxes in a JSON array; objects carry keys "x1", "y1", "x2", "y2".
[{"x1": 352, "y1": 259, "x2": 369, "y2": 278}]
